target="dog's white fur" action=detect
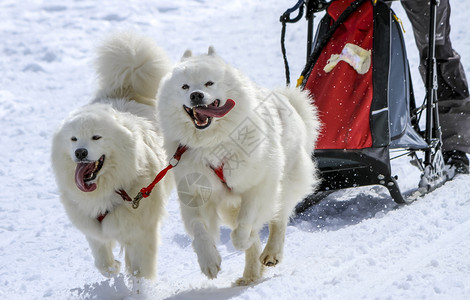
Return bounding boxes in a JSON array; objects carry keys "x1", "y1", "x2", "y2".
[
  {"x1": 51, "y1": 32, "x2": 173, "y2": 279},
  {"x1": 157, "y1": 48, "x2": 320, "y2": 285}
]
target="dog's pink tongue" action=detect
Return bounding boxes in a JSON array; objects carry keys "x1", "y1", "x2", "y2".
[
  {"x1": 193, "y1": 99, "x2": 235, "y2": 118},
  {"x1": 75, "y1": 163, "x2": 97, "y2": 192}
]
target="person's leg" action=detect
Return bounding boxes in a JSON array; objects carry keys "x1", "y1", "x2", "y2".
[
  {"x1": 401, "y1": 0, "x2": 469, "y2": 101},
  {"x1": 401, "y1": 0, "x2": 470, "y2": 172}
]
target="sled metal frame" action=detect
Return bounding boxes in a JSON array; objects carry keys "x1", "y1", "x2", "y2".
[{"x1": 280, "y1": 0, "x2": 445, "y2": 213}]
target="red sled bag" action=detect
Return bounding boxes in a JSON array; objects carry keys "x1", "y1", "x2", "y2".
[
  {"x1": 302, "y1": 0, "x2": 425, "y2": 150},
  {"x1": 305, "y1": 0, "x2": 374, "y2": 149}
]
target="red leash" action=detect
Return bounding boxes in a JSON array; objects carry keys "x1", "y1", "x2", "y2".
[
  {"x1": 131, "y1": 144, "x2": 188, "y2": 209},
  {"x1": 96, "y1": 145, "x2": 188, "y2": 222},
  {"x1": 130, "y1": 142, "x2": 231, "y2": 209}
]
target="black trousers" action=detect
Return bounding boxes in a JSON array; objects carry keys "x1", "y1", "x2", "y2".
[{"x1": 401, "y1": 0, "x2": 470, "y2": 153}]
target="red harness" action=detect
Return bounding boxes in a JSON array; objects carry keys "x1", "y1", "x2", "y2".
[
  {"x1": 211, "y1": 163, "x2": 227, "y2": 185},
  {"x1": 98, "y1": 144, "x2": 230, "y2": 222},
  {"x1": 134, "y1": 144, "x2": 230, "y2": 203},
  {"x1": 96, "y1": 189, "x2": 133, "y2": 223},
  {"x1": 97, "y1": 144, "x2": 229, "y2": 222}
]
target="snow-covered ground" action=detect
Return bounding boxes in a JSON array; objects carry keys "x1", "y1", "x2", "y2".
[{"x1": 1, "y1": 0, "x2": 469, "y2": 299}]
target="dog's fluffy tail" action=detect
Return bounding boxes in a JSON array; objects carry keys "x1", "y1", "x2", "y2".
[
  {"x1": 94, "y1": 32, "x2": 172, "y2": 106},
  {"x1": 276, "y1": 87, "x2": 321, "y2": 151}
]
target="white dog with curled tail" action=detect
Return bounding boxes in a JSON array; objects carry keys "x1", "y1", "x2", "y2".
[
  {"x1": 51, "y1": 32, "x2": 173, "y2": 286},
  {"x1": 157, "y1": 47, "x2": 320, "y2": 285}
]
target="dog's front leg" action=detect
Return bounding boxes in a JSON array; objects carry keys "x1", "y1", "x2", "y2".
[
  {"x1": 231, "y1": 185, "x2": 276, "y2": 251},
  {"x1": 86, "y1": 237, "x2": 121, "y2": 277},
  {"x1": 260, "y1": 220, "x2": 286, "y2": 267},
  {"x1": 191, "y1": 220, "x2": 221, "y2": 279},
  {"x1": 124, "y1": 231, "x2": 157, "y2": 280},
  {"x1": 235, "y1": 233, "x2": 264, "y2": 286},
  {"x1": 230, "y1": 217, "x2": 256, "y2": 251}
]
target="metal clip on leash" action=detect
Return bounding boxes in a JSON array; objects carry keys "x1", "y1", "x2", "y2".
[{"x1": 132, "y1": 192, "x2": 144, "y2": 209}]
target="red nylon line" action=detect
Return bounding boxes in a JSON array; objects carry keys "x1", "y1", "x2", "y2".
[
  {"x1": 138, "y1": 144, "x2": 188, "y2": 198},
  {"x1": 140, "y1": 164, "x2": 173, "y2": 198}
]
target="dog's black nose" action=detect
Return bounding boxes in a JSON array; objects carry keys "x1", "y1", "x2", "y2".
[
  {"x1": 75, "y1": 148, "x2": 88, "y2": 160},
  {"x1": 190, "y1": 91, "x2": 204, "y2": 106}
]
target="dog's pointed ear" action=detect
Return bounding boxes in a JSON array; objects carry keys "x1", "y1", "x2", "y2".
[
  {"x1": 181, "y1": 49, "x2": 192, "y2": 61},
  {"x1": 208, "y1": 46, "x2": 216, "y2": 56}
]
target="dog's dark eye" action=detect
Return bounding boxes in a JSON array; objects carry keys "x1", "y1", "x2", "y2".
[
  {"x1": 71, "y1": 137, "x2": 77, "y2": 142},
  {"x1": 182, "y1": 84, "x2": 189, "y2": 90},
  {"x1": 92, "y1": 135, "x2": 102, "y2": 141},
  {"x1": 205, "y1": 81, "x2": 214, "y2": 87}
]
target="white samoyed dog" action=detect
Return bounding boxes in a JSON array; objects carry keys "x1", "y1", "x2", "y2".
[
  {"x1": 51, "y1": 32, "x2": 173, "y2": 280},
  {"x1": 157, "y1": 47, "x2": 320, "y2": 285}
]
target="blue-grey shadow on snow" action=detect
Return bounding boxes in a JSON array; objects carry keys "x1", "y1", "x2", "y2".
[
  {"x1": 69, "y1": 274, "x2": 132, "y2": 299},
  {"x1": 164, "y1": 277, "x2": 273, "y2": 300},
  {"x1": 164, "y1": 285, "x2": 246, "y2": 300},
  {"x1": 291, "y1": 185, "x2": 400, "y2": 232}
]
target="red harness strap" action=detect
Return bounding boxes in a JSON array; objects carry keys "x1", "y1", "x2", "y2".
[
  {"x1": 210, "y1": 163, "x2": 231, "y2": 190},
  {"x1": 98, "y1": 144, "x2": 233, "y2": 222},
  {"x1": 129, "y1": 144, "x2": 231, "y2": 212},
  {"x1": 211, "y1": 163, "x2": 226, "y2": 184},
  {"x1": 96, "y1": 145, "x2": 189, "y2": 223},
  {"x1": 116, "y1": 189, "x2": 133, "y2": 202},
  {"x1": 96, "y1": 213, "x2": 107, "y2": 223},
  {"x1": 96, "y1": 189, "x2": 133, "y2": 223}
]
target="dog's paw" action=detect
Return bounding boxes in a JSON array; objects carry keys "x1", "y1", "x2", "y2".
[
  {"x1": 98, "y1": 259, "x2": 121, "y2": 277},
  {"x1": 201, "y1": 259, "x2": 221, "y2": 279},
  {"x1": 234, "y1": 274, "x2": 260, "y2": 286},
  {"x1": 260, "y1": 248, "x2": 282, "y2": 267},
  {"x1": 199, "y1": 247, "x2": 221, "y2": 279},
  {"x1": 231, "y1": 226, "x2": 254, "y2": 250},
  {"x1": 194, "y1": 240, "x2": 222, "y2": 279}
]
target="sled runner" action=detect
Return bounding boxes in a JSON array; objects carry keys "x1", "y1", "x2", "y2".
[{"x1": 280, "y1": 0, "x2": 450, "y2": 212}]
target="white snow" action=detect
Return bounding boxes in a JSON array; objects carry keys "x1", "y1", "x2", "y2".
[{"x1": 1, "y1": 0, "x2": 469, "y2": 299}]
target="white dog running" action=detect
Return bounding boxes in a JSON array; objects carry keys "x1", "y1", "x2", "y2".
[
  {"x1": 51, "y1": 32, "x2": 172, "y2": 280},
  {"x1": 157, "y1": 47, "x2": 320, "y2": 285}
]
